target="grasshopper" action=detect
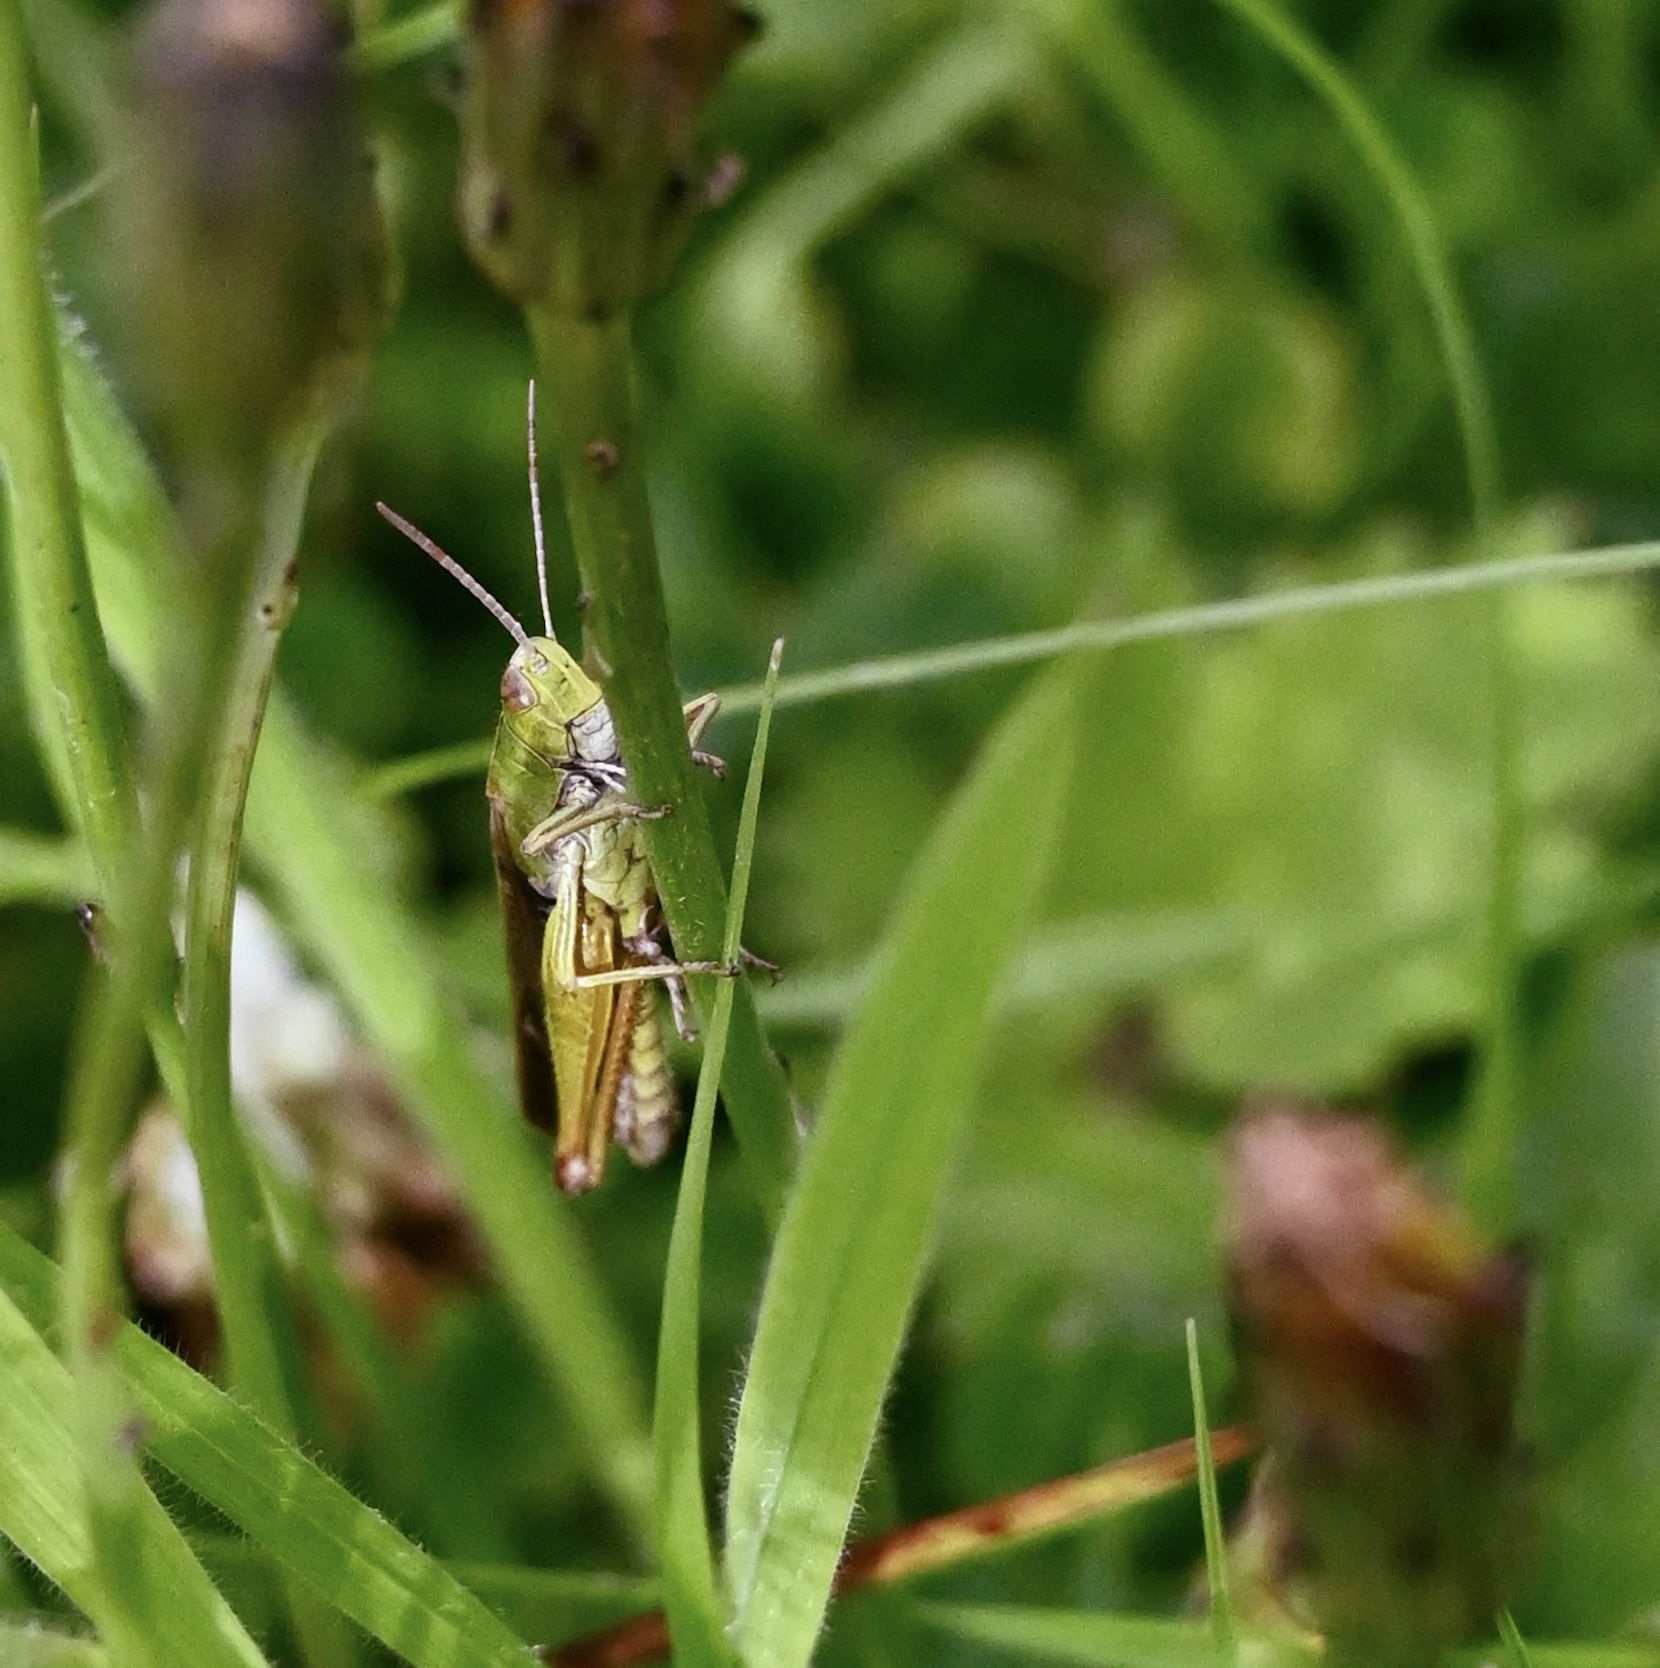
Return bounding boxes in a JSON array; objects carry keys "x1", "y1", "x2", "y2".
[{"x1": 377, "y1": 387, "x2": 726, "y2": 1193}]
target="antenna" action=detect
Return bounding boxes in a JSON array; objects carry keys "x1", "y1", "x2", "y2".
[
  {"x1": 527, "y1": 381, "x2": 554, "y2": 637},
  {"x1": 376, "y1": 501, "x2": 529, "y2": 649}
]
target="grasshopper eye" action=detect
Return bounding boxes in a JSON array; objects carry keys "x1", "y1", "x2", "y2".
[{"x1": 502, "y1": 663, "x2": 537, "y2": 711}]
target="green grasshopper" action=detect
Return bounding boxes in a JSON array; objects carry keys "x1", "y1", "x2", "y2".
[{"x1": 377, "y1": 388, "x2": 725, "y2": 1193}]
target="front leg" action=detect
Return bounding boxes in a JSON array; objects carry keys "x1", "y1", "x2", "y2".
[
  {"x1": 546, "y1": 847, "x2": 733, "y2": 1012},
  {"x1": 522, "y1": 795, "x2": 668, "y2": 861}
]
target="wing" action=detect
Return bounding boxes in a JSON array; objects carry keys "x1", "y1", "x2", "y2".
[
  {"x1": 491, "y1": 799, "x2": 558, "y2": 1136},
  {"x1": 545, "y1": 888, "x2": 629, "y2": 1194}
]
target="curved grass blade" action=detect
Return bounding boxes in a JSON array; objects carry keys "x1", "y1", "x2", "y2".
[
  {"x1": 723, "y1": 663, "x2": 1080, "y2": 1668},
  {"x1": 1206, "y1": 0, "x2": 1522, "y2": 1227},
  {"x1": 1208, "y1": 0, "x2": 1498, "y2": 533},
  {"x1": 714, "y1": 542, "x2": 1660, "y2": 717},
  {"x1": 364, "y1": 540, "x2": 1660, "y2": 801}
]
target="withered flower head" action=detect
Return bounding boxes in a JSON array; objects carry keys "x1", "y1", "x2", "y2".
[
  {"x1": 457, "y1": 0, "x2": 756, "y2": 318},
  {"x1": 113, "y1": 0, "x2": 391, "y2": 465},
  {"x1": 1226, "y1": 1104, "x2": 1531, "y2": 1668}
]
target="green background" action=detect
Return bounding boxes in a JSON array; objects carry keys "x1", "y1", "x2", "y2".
[{"x1": 6, "y1": 0, "x2": 1660, "y2": 1657}]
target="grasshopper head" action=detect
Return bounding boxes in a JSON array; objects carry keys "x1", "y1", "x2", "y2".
[{"x1": 501, "y1": 636, "x2": 605, "y2": 752}]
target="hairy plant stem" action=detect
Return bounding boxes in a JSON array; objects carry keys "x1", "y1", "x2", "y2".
[
  {"x1": 527, "y1": 304, "x2": 795, "y2": 1216},
  {"x1": 0, "y1": 33, "x2": 349, "y2": 1652}
]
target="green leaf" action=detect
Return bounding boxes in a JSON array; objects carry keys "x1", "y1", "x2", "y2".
[
  {"x1": 0, "y1": 1223, "x2": 532, "y2": 1668},
  {"x1": 0, "y1": 1284, "x2": 268, "y2": 1668},
  {"x1": 1186, "y1": 1319, "x2": 1234, "y2": 1659},
  {"x1": 724, "y1": 663, "x2": 1080, "y2": 1668}
]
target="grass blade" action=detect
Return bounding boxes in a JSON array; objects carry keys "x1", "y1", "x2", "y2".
[
  {"x1": 714, "y1": 543, "x2": 1660, "y2": 717},
  {"x1": 654, "y1": 641, "x2": 784, "y2": 1668},
  {"x1": 0, "y1": 1283, "x2": 268, "y2": 1668},
  {"x1": 0, "y1": 1222, "x2": 534, "y2": 1668},
  {"x1": 1209, "y1": 0, "x2": 1498, "y2": 532},
  {"x1": 364, "y1": 539, "x2": 1660, "y2": 798},
  {"x1": 1186, "y1": 1319, "x2": 1235, "y2": 1660},
  {"x1": 723, "y1": 663, "x2": 1080, "y2": 1668}
]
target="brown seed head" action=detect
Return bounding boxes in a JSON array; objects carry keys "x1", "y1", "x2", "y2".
[
  {"x1": 457, "y1": 0, "x2": 757, "y2": 315},
  {"x1": 113, "y1": 0, "x2": 391, "y2": 465},
  {"x1": 1224, "y1": 1103, "x2": 1531, "y2": 1666}
]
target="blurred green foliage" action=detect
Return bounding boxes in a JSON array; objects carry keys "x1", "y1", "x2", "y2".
[{"x1": 6, "y1": 0, "x2": 1660, "y2": 1657}]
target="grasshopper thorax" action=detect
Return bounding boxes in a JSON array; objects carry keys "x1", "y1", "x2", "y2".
[{"x1": 501, "y1": 635, "x2": 610, "y2": 760}]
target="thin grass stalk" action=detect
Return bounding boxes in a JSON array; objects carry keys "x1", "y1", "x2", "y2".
[
  {"x1": 1186, "y1": 1319, "x2": 1236, "y2": 1662},
  {"x1": 62, "y1": 480, "x2": 261, "y2": 1668},
  {"x1": 653, "y1": 640, "x2": 784, "y2": 1668},
  {"x1": 362, "y1": 539, "x2": 1660, "y2": 800},
  {"x1": 1209, "y1": 0, "x2": 1521, "y2": 1234},
  {"x1": 1210, "y1": 0, "x2": 1499, "y2": 528},
  {"x1": 0, "y1": 2, "x2": 133, "y2": 899},
  {"x1": 179, "y1": 432, "x2": 320, "y2": 1440}
]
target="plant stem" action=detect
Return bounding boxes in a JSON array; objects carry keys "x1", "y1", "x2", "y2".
[
  {"x1": 1465, "y1": 589, "x2": 1522, "y2": 1235},
  {"x1": 180, "y1": 432, "x2": 318, "y2": 1438},
  {"x1": 180, "y1": 430, "x2": 360, "y2": 1668},
  {"x1": 527, "y1": 305, "x2": 795, "y2": 1216},
  {"x1": 654, "y1": 641, "x2": 784, "y2": 1668},
  {"x1": 1187, "y1": 1318, "x2": 1236, "y2": 1660}
]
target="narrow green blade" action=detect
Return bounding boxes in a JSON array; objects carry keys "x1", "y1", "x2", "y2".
[
  {"x1": 0, "y1": 1223, "x2": 532, "y2": 1668},
  {"x1": 724, "y1": 664, "x2": 1079, "y2": 1668},
  {"x1": 0, "y1": 1285, "x2": 268, "y2": 1668}
]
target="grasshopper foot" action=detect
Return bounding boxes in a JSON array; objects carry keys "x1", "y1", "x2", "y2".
[{"x1": 738, "y1": 946, "x2": 783, "y2": 983}]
